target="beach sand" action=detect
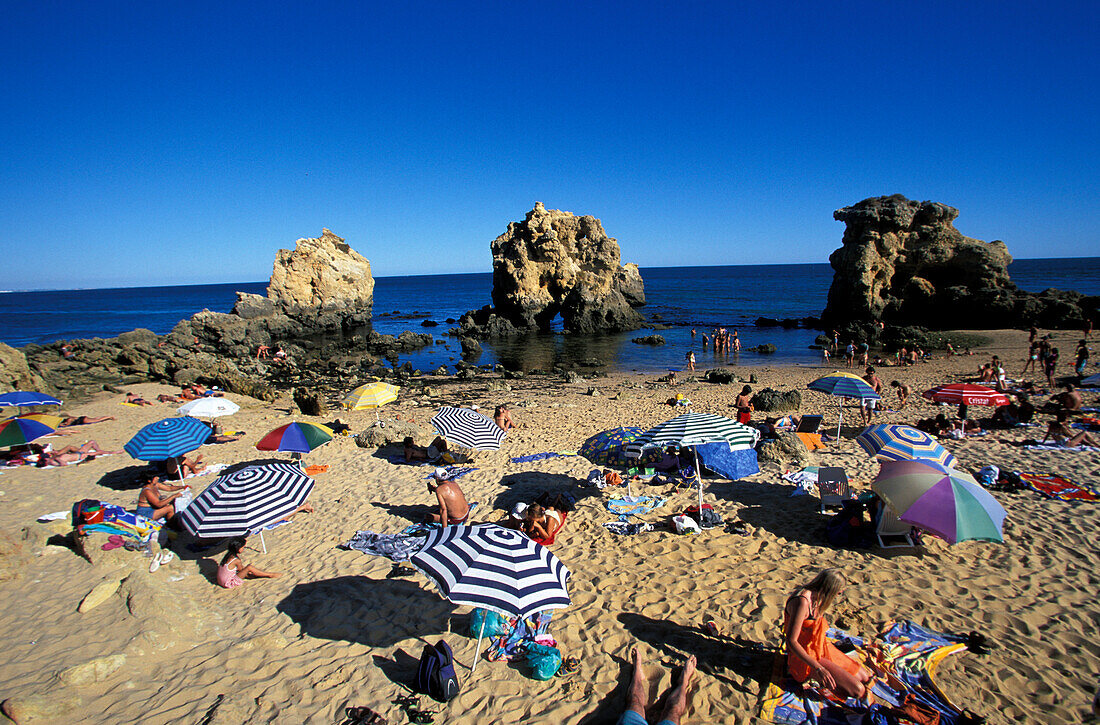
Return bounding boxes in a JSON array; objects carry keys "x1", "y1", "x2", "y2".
[{"x1": 0, "y1": 328, "x2": 1097, "y2": 724}]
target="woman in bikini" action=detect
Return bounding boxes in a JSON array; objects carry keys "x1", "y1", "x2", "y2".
[
  {"x1": 783, "y1": 568, "x2": 875, "y2": 701},
  {"x1": 216, "y1": 538, "x2": 280, "y2": 589},
  {"x1": 136, "y1": 475, "x2": 189, "y2": 521},
  {"x1": 521, "y1": 504, "x2": 563, "y2": 545}
]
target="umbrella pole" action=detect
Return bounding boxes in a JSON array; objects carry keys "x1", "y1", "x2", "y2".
[
  {"x1": 259, "y1": 530, "x2": 267, "y2": 555},
  {"x1": 836, "y1": 399, "x2": 843, "y2": 440},
  {"x1": 471, "y1": 615, "x2": 486, "y2": 674},
  {"x1": 694, "y1": 445, "x2": 703, "y2": 514}
]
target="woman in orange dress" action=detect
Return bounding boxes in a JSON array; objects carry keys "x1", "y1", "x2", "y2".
[{"x1": 783, "y1": 568, "x2": 875, "y2": 700}]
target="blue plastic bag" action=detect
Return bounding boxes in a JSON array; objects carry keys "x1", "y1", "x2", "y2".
[
  {"x1": 525, "y1": 643, "x2": 562, "y2": 680},
  {"x1": 469, "y1": 608, "x2": 509, "y2": 638}
]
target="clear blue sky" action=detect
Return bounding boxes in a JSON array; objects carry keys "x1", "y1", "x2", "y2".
[{"x1": 2, "y1": 1, "x2": 1097, "y2": 289}]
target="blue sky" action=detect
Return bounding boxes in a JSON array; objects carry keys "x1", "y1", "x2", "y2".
[{"x1": 2, "y1": 1, "x2": 1097, "y2": 289}]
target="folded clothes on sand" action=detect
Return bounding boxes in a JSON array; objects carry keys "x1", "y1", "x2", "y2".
[
  {"x1": 602, "y1": 521, "x2": 655, "y2": 536},
  {"x1": 487, "y1": 610, "x2": 555, "y2": 663}
]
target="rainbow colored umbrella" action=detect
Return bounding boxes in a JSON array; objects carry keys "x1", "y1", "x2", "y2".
[
  {"x1": 856, "y1": 424, "x2": 957, "y2": 469},
  {"x1": 872, "y1": 459, "x2": 1005, "y2": 544},
  {"x1": 578, "y1": 427, "x2": 646, "y2": 466},
  {"x1": 0, "y1": 414, "x2": 63, "y2": 448},
  {"x1": 256, "y1": 422, "x2": 334, "y2": 455},
  {"x1": 807, "y1": 372, "x2": 880, "y2": 438}
]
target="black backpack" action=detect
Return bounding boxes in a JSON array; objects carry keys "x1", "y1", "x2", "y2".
[{"x1": 413, "y1": 640, "x2": 460, "y2": 702}]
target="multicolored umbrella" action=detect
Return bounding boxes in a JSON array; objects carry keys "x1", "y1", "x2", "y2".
[
  {"x1": 0, "y1": 414, "x2": 63, "y2": 448},
  {"x1": 343, "y1": 382, "x2": 400, "y2": 423},
  {"x1": 256, "y1": 422, "x2": 334, "y2": 454},
  {"x1": 410, "y1": 523, "x2": 571, "y2": 672},
  {"x1": 431, "y1": 406, "x2": 506, "y2": 450},
  {"x1": 921, "y1": 384, "x2": 1010, "y2": 407},
  {"x1": 856, "y1": 424, "x2": 957, "y2": 469},
  {"x1": 177, "y1": 397, "x2": 240, "y2": 418},
  {"x1": 0, "y1": 391, "x2": 62, "y2": 408},
  {"x1": 578, "y1": 426, "x2": 645, "y2": 466},
  {"x1": 872, "y1": 459, "x2": 1006, "y2": 544},
  {"x1": 124, "y1": 417, "x2": 212, "y2": 461},
  {"x1": 807, "y1": 371, "x2": 880, "y2": 438}
]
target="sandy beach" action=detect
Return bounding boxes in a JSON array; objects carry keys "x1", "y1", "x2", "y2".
[{"x1": 0, "y1": 328, "x2": 1097, "y2": 724}]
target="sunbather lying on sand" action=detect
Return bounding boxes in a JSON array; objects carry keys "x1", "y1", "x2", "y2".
[
  {"x1": 59, "y1": 415, "x2": 115, "y2": 427},
  {"x1": 783, "y1": 568, "x2": 876, "y2": 702},
  {"x1": 35, "y1": 441, "x2": 120, "y2": 467},
  {"x1": 216, "y1": 537, "x2": 280, "y2": 589},
  {"x1": 618, "y1": 647, "x2": 696, "y2": 725},
  {"x1": 404, "y1": 436, "x2": 449, "y2": 462},
  {"x1": 124, "y1": 392, "x2": 153, "y2": 406}
]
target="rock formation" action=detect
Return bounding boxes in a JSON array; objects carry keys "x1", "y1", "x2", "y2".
[
  {"x1": 457, "y1": 203, "x2": 646, "y2": 336},
  {"x1": 0, "y1": 342, "x2": 47, "y2": 393},
  {"x1": 266, "y1": 228, "x2": 375, "y2": 313},
  {"x1": 823, "y1": 195, "x2": 1097, "y2": 329}
]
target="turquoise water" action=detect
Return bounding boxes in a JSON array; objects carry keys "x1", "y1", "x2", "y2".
[{"x1": 2, "y1": 258, "x2": 1097, "y2": 373}]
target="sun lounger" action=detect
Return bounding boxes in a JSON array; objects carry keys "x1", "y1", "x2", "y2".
[
  {"x1": 817, "y1": 467, "x2": 849, "y2": 513},
  {"x1": 876, "y1": 505, "x2": 915, "y2": 548}
]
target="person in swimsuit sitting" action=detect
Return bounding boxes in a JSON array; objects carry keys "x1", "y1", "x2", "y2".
[
  {"x1": 59, "y1": 415, "x2": 115, "y2": 427},
  {"x1": 783, "y1": 568, "x2": 876, "y2": 701},
  {"x1": 425, "y1": 469, "x2": 470, "y2": 526},
  {"x1": 617, "y1": 647, "x2": 697, "y2": 725},
  {"x1": 216, "y1": 537, "x2": 280, "y2": 589},
  {"x1": 136, "y1": 474, "x2": 189, "y2": 521},
  {"x1": 520, "y1": 503, "x2": 564, "y2": 544},
  {"x1": 1042, "y1": 411, "x2": 1099, "y2": 447},
  {"x1": 166, "y1": 453, "x2": 206, "y2": 478},
  {"x1": 494, "y1": 405, "x2": 517, "y2": 431}
]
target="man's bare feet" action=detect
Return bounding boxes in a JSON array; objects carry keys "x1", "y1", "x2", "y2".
[{"x1": 681, "y1": 655, "x2": 697, "y2": 687}]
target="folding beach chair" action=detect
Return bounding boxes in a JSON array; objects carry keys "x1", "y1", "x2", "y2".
[
  {"x1": 796, "y1": 415, "x2": 824, "y2": 434},
  {"x1": 817, "y1": 467, "x2": 849, "y2": 513},
  {"x1": 875, "y1": 505, "x2": 915, "y2": 548}
]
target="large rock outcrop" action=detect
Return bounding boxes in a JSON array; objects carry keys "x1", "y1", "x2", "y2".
[
  {"x1": 457, "y1": 203, "x2": 646, "y2": 336},
  {"x1": 0, "y1": 342, "x2": 47, "y2": 393},
  {"x1": 266, "y1": 228, "x2": 375, "y2": 313},
  {"x1": 822, "y1": 195, "x2": 1097, "y2": 329}
]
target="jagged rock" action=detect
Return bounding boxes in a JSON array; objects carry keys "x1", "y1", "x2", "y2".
[
  {"x1": 174, "y1": 367, "x2": 201, "y2": 386},
  {"x1": 267, "y1": 228, "x2": 375, "y2": 313},
  {"x1": 823, "y1": 194, "x2": 1098, "y2": 329},
  {"x1": 704, "y1": 369, "x2": 735, "y2": 384},
  {"x1": 751, "y1": 388, "x2": 802, "y2": 412},
  {"x1": 293, "y1": 388, "x2": 326, "y2": 416},
  {"x1": 432, "y1": 366, "x2": 449, "y2": 376},
  {"x1": 354, "y1": 420, "x2": 428, "y2": 448},
  {"x1": 459, "y1": 337, "x2": 482, "y2": 361},
  {"x1": 232, "y1": 292, "x2": 276, "y2": 319},
  {"x1": 631, "y1": 335, "x2": 665, "y2": 346},
  {"x1": 459, "y1": 203, "x2": 646, "y2": 336},
  {"x1": 563, "y1": 371, "x2": 580, "y2": 383},
  {"x1": 57, "y1": 654, "x2": 126, "y2": 686},
  {"x1": 0, "y1": 342, "x2": 47, "y2": 393},
  {"x1": 757, "y1": 432, "x2": 813, "y2": 468}
]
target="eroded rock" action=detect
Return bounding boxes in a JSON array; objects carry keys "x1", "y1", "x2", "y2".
[{"x1": 751, "y1": 388, "x2": 802, "y2": 412}]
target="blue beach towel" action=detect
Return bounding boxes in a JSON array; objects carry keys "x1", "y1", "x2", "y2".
[
  {"x1": 607, "y1": 496, "x2": 666, "y2": 518},
  {"x1": 697, "y1": 442, "x2": 760, "y2": 480},
  {"x1": 510, "y1": 452, "x2": 563, "y2": 463}
]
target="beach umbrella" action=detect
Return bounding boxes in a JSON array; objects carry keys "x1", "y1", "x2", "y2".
[
  {"x1": 177, "y1": 397, "x2": 240, "y2": 418},
  {"x1": 177, "y1": 462, "x2": 314, "y2": 553},
  {"x1": 409, "y1": 523, "x2": 571, "y2": 672},
  {"x1": 0, "y1": 414, "x2": 63, "y2": 448},
  {"x1": 343, "y1": 382, "x2": 400, "y2": 423},
  {"x1": 872, "y1": 459, "x2": 1006, "y2": 544},
  {"x1": 255, "y1": 422, "x2": 334, "y2": 456},
  {"x1": 0, "y1": 391, "x2": 62, "y2": 409},
  {"x1": 626, "y1": 412, "x2": 759, "y2": 512},
  {"x1": 431, "y1": 406, "x2": 506, "y2": 450},
  {"x1": 921, "y1": 384, "x2": 1010, "y2": 407},
  {"x1": 856, "y1": 424, "x2": 957, "y2": 469},
  {"x1": 578, "y1": 426, "x2": 646, "y2": 466},
  {"x1": 124, "y1": 416, "x2": 212, "y2": 462},
  {"x1": 807, "y1": 371, "x2": 880, "y2": 438}
]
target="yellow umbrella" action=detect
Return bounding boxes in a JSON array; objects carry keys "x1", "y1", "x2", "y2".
[{"x1": 343, "y1": 382, "x2": 400, "y2": 423}]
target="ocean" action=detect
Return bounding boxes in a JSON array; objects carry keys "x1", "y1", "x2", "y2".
[{"x1": 3, "y1": 258, "x2": 1098, "y2": 374}]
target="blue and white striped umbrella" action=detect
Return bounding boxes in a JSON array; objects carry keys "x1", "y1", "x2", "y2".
[
  {"x1": 431, "y1": 406, "x2": 506, "y2": 450},
  {"x1": 625, "y1": 412, "x2": 759, "y2": 456},
  {"x1": 410, "y1": 524, "x2": 571, "y2": 619},
  {"x1": 178, "y1": 463, "x2": 314, "y2": 539},
  {"x1": 856, "y1": 424, "x2": 957, "y2": 469},
  {"x1": 807, "y1": 372, "x2": 880, "y2": 400},
  {"x1": 124, "y1": 416, "x2": 212, "y2": 461},
  {"x1": 0, "y1": 391, "x2": 62, "y2": 408}
]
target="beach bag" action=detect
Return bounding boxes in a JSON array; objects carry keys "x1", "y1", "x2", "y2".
[
  {"x1": 976, "y1": 465, "x2": 999, "y2": 488},
  {"x1": 684, "y1": 504, "x2": 722, "y2": 529},
  {"x1": 469, "y1": 608, "x2": 509, "y2": 638},
  {"x1": 524, "y1": 643, "x2": 562, "y2": 680},
  {"x1": 672, "y1": 514, "x2": 700, "y2": 534},
  {"x1": 414, "y1": 640, "x2": 460, "y2": 702},
  {"x1": 604, "y1": 470, "x2": 623, "y2": 487},
  {"x1": 72, "y1": 499, "x2": 104, "y2": 535}
]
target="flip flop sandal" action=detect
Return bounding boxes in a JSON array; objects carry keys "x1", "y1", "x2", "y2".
[
  {"x1": 703, "y1": 620, "x2": 720, "y2": 637},
  {"x1": 559, "y1": 656, "x2": 579, "y2": 674},
  {"x1": 344, "y1": 706, "x2": 387, "y2": 725},
  {"x1": 387, "y1": 564, "x2": 416, "y2": 578}
]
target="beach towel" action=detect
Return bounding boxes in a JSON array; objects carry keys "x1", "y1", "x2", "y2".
[
  {"x1": 602, "y1": 521, "x2": 655, "y2": 536},
  {"x1": 303, "y1": 464, "x2": 329, "y2": 475},
  {"x1": 759, "y1": 620, "x2": 969, "y2": 725},
  {"x1": 509, "y1": 452, "x2": 563, "y2": 463},
  {"x1": 1018, "y1": 472, "x2": 1099, "y2": 502},
  {"x1": 606, "y1": 496, "x2": 666, "y2": 518},
  {"x1": 78, "y1": 502, "x2": 162, "y2": 542},
  {"x1": 421, "y1": 466, "x2": 478, "y2": 481},
  {"x1": 486, "y1": 610, "x2": 555, "y2": 662},
  {"x1": 341, "y1": 530, "x2": 427, "y2": 561},
  {"x1": 697, "y1": 442, "x2": 760, "y2": 480},
  {"x1": 397, "y1": 503, "x2": 481, "y2": 536},
  {"x1": 1023, "y1": 443, "x2": 1100, "y2": 452}
]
